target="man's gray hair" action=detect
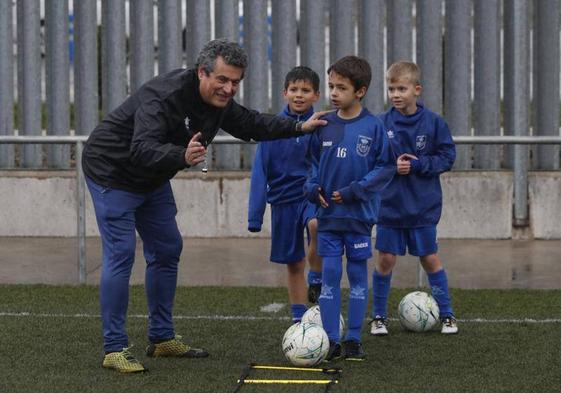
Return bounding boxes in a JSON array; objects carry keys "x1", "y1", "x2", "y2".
[{"x1": 195, "y1": 38, "x2": 248, "y2": 75}]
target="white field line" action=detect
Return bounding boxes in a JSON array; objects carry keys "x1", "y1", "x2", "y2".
[{"x1": 1, "y1": 312, "x2": 561, "y2": 324}]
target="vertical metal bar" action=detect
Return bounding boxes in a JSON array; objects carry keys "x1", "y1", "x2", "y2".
[
  {"x1": 300, "y1": 0, "x2": 326, "y2": 109},
  {"x1": 534, "y1": 0, "x2": 560, "y2": 170},
  {"x1": 444, "y1": 0, "x2": 471, "y2": 170},
  {"x1": 74, "y1": 0, "x2": 98, "y2": 136},
  {"x1": 102, "y1": 0, "x2": 126, "y2": 115},
  {"x1": 76, "y1": 140, "x2": 86, "y2": 284},
  {"x1": 329, "y1": 0, "x2": 355, "y2": 64},
  {"x1": 359, "y1": 0, "x2": 385, "y2": 114},
  {"x1": 505, "y1": 0, "x2": 530, "y2": 226},
  {"x1": 387, "y1": 0, "x2": 413, "y2": 65},
  {"x1": 130, "y1": 0, "x2": 154, "y2": 93},
  {"x1": 158, "y1": 0, "x2": 183, "y2": 74},
  {"x1": 17, "y1": 0, "x2": 42, "y2": 168},
  {"x1": 46, "y1": 0, "x2": 70, "y2": 168},
  {"x1": 213, "y1": 0, "x2": 240, "y2": 170},
  {"x1": 0, "y1": 0, "x2": 14, "y2": 168},
  {"x1": 186, "y1": 0, "x2": 211, "y2": 69},
  {"x1": 473, "y1": 0, "x2": 500, "y2": 169},
  {"x1": 417, "y1": 0, "x2": 443, "y2": 115},
  {"x1": 241, "y1": 0, "x2": 268, "y2": 170},
  {"x1": 271, "y1": 0, "x2": 296, "y2": 113}
]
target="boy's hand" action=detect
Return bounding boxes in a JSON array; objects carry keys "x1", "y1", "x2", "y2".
[
  {"x1": 397, "y1": 153, "x2": 418, "y2": 175},
  {"x1": 331, "y1": 191, "x2": 343, "y2": 204},
  {"x1": 300, "y1": 110, "x2": 333, "y2": 132},
  {"x1": 318, "y1": 187, "x2": 329, "y2": 208}
]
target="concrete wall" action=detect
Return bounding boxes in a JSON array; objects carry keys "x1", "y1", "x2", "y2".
[{"x1": 0, "y1": 171, "x2": 559, "y2": 239}]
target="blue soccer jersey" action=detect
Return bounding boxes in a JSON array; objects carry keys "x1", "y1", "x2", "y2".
[
  {"x1": 304, "y1": 108, "x2": 394, "y2": 235},
  {"x1": 377, "y1": 104, "x2": 456, "y2": 228}
]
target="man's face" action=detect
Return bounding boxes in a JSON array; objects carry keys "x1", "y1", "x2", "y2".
[{"x1": 198, "y1": 56, "x2": 243, "y2": 108}]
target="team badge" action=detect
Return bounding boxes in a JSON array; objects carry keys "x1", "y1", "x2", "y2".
[
  {"x1": 387, "y1": 129, "x2": 395, "y2": 139},
  {"x1": 416, "y1": 135, "x2": 427, "y2": 151},
  {"x1": 356, "y1": 135, "x2": 373, "y2": 157},
  {"x1": 184, "y1": 116, "x2": 191, "y2": 130}
]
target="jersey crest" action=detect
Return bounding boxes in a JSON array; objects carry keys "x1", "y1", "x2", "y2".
[
  {"x1": 356, "y1": 135, "x2": 373, "y2": 157},
  {"x1": 416, "y1": 135, "x2": 427, "y2": 151}
]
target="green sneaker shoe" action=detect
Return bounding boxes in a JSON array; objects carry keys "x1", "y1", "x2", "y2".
[
  {"x1": 146, "y1": 335, "x2": 209, "y2": 358},
  {"x1": 102, "y1": 347, "x2": 147, "y2": 373}
]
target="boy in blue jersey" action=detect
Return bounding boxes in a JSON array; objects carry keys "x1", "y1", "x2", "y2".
[
  {"x1": 370, "y1": 61, "x2": 459, "y2": 336},
  {"x1": 305, "y1": 56, "x2": 394, "y2": 361},
  {"x1": 248, "y1": 66, "x2": 323, "y2": 324}
]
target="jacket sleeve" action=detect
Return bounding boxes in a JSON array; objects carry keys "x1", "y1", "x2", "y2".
[
  {"x1": 410, "y1": 117, "x2": 456, "y2": 176},
  {"x1": 130, "y1": 98, "x2": 188, "y2": 171},
  {"x1": 303, "y1": 131, "x2": 321, "y2": 203},
  {"x1": 247, "y1": 143, "x2": 268, "y2": 232},
  {"x1": 338, "y1": 125, "x2": 395, "y2": 202},
  {"x1": 221, "y1": 100, "x2": 303, "y2": 141}
]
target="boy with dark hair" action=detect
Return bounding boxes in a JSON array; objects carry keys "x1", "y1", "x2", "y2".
[
  {"x1": 305, "y1": 56, "x2": 394, "y2": 361},
  {"x1": 370, "y1": 61, "x2": 458, "y2": 336},
  {"x1": 248, "y1": 66, "x2": 323, "y2": 323}
]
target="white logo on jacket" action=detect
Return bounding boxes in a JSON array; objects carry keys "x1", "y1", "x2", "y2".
[
  {"x1": 184, "y1": 116, "x2": 191, "y2": 130},
  {"x1": 356, "y1": 135, "x2": 373, "y2": 157},
  {"x1": 323, "y1": 141, "x2": 333, "y2": 147},
  {"x1": 387, "y1": 129, "x2": 395, "y2": 139},
  {"x1": 416, "y1": 135, "x2": 427, "y2": 150}
]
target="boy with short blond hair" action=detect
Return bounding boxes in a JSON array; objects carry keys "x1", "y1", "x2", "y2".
[
  {"x1": 305, "y1": 56, "x2": 394, "y2": 361},
  {"x1": 248, "y1": 66, "x2": 323, "y2": 324},
  {"x1": 370, "y1": 61, "x2": 458, "y2": 336}
]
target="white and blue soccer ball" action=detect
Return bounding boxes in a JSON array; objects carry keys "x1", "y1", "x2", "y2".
[
  {"x1": 398, "y1": 291, "x2": 440, "y2": 332},
  {"x1": 301, "y1": 305, "x2": 345, "y2": 338},
  {"x1": 282, "y1": 322, "x2": 329, "y2": 366}
]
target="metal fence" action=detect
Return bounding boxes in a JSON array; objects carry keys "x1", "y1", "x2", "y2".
[
  {"x1": 0, "y1": 0, "x2": 560, "y2": 172},
  {"x1": 1, "y1": 135, "x2": 561, "y2": 283}
]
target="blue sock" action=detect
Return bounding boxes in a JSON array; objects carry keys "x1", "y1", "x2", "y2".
[
  {"x1": 427, "y1": 269, "x2": 454, "y2": 317},
  {"x1": 345, "y1": 259, "x2": 368, "y2": 342},
  {"x1": 372, "y1": 270, "x2": 392, "y2": 319},
  {"x1": 318, "y1": 255, "x2": 342, "y2": 342},
  {"x1": 291, "y1": 304, "x2": 307, "y2": 323},
  {"x1": 307, "y1": 270, "x2": 322, "y2": 285}
]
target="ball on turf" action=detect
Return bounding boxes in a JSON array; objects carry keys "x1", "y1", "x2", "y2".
[
  {"x1": 301, "y1": 305, "x2": 345, "y2": 338},
  {"x1": 398, "y1": 291, "x2": 440, "y2": 332},
  {"x1": 282, "y1": 322, "x2": 329, "y2": 366}
]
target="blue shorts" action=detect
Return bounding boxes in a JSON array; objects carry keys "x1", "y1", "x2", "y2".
[
  {"x1": 270, "y1": 201, "x2": 317, "y2": 264},
  {"x1": 375, "y1": 226, "x2": 438, "y2": 257},
  {"x1": 317, "y1": 231, "x2": 372, "y2": 260}
]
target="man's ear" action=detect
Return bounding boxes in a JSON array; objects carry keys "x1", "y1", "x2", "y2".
[{"x1": 197, "y1": 67, "x2": 206, "y2": 80}]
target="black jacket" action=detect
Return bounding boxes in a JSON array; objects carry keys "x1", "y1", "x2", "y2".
[{"x1": 83, "y1": 68, "x2": 302, "y2": 193}]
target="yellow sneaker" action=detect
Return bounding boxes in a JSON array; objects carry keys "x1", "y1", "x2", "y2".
[
  {"x1": 146, "y1": 335, "x2": 209, "y2": 358},
  {"x1": 102, "y1": 347, "x2": 147, "y2": 373}
]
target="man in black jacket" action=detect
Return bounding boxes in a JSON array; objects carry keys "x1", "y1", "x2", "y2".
[{"x1": 83, "y1": 38, "x2": 327, "y2": 373}]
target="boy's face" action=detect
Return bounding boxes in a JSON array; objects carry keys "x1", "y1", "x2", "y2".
[
  {"x1": 283, "y1": 80, "x2": 319, "y2": 114},
  {"x1": 387, "y1": 76, "x2": 421, "y2": 115},
  {"x1": 328, "y1": 71, "x2": 366, "y2": 111}
]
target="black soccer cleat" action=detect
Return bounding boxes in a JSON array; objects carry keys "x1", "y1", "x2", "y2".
[
  {"x1": 343, "y1": 340, "x2": 366, "y2": 361},
  {"x1": 323, "y1": 340, "x2": 342, "y2": 362},
  {"x1": 308, "y1": 283, "x2": 322, "y2": 304}
]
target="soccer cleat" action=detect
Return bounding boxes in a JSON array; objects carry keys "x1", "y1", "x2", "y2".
[
  {"x1": 369, "y1": 317, "x2": 389, "y2": 336},
  {"x1": 146, "y1": 335, "x2": 209, "y2": 358},
  {"x1": 323, "y1": 340, "x2": 342, "y2": 362},
  {"x1": 308, "y1": 283, "x2": 322, "y2": 304},
  {"x1": 343, "y1": 340, "x2": 366, "y2": 361},
  {"x1": 102, "y1": 347, "x2": 147, "y2": 373},
  {"x1": 441, "y1": 316, "x2": 459, "y2": 334}
]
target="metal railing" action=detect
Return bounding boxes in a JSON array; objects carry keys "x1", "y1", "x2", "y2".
[{"x1": 1, "y1": 134, "x2": 561, "y2": 284}]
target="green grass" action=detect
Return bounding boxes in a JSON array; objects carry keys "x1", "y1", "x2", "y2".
[{"x1": 1, "y1": 285, "x2": 561, "y2": 392}]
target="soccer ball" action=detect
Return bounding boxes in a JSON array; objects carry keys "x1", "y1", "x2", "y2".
[
  {"x1": 282, "y1": 322, "x2": 329, "y2": 366},
  {"x1": 398, "y1": 291, "x2": 440, "y2": 332},
  {"x1": 301, "y1": 305, "x2": 345, "y2": 338}
]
